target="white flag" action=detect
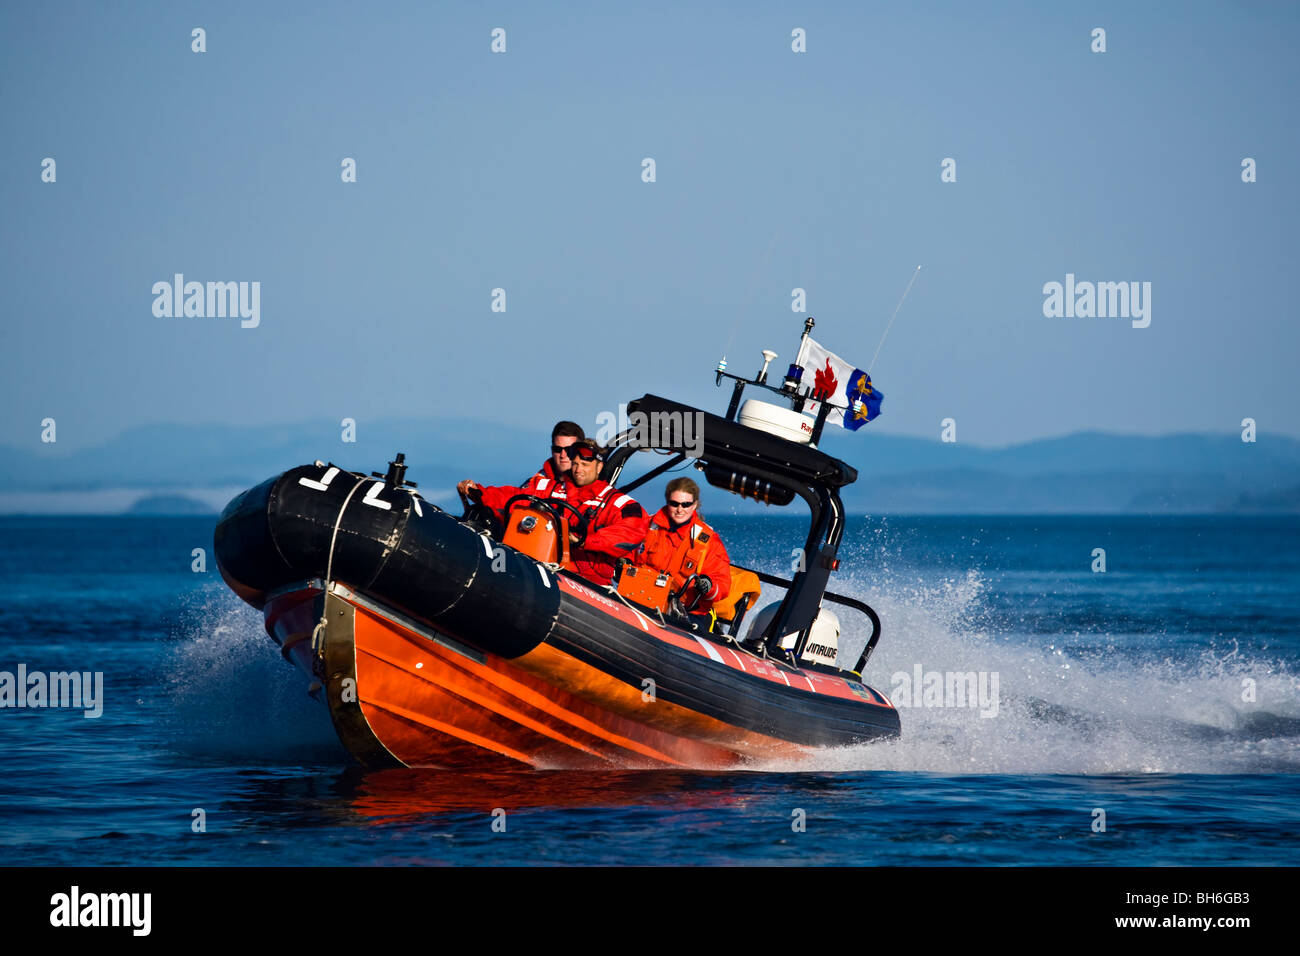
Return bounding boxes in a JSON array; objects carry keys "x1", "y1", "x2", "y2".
[{"x1": 796, "y1": 337, "x2": 859, "y2": 427}]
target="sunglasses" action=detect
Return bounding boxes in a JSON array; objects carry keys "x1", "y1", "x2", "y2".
[
  {"x1": 551, "y1": 444, "x2": 577, "y2": 456},
  {"x1": 570, "y1": 446, "x2": 600, "y2": 462},
  {"x1": 667, "y1": 499, "x2": 696, "y2": 509}
]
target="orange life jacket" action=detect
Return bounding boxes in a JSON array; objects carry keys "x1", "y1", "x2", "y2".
[
  {"x1": 632, "y1": 510, "x2": 731, "y2": 608},
  {"x1": 641, "y1": 519, "x2": 714, "y2": 585}
]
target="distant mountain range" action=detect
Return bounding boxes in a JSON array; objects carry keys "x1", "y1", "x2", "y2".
[
  {"x1": 834, "y1": 431, "x2": 1300, "y2": 514},
  {"x1": 1, "y1": 419, "x2": 1297, "y2": 514}
]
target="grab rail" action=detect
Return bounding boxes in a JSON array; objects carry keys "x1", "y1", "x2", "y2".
[{"x1": 734, "y1": 565, "x2": 883, "y2": 674}]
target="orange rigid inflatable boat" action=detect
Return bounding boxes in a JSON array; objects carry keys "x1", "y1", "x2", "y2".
[{"x1": 214, "y1": 340, "x2": 899, "y2": 769}]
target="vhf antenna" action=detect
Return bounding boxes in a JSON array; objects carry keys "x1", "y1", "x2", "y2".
[{"x1": 869, "y1": 265, "x2": 922, "y2": 373}]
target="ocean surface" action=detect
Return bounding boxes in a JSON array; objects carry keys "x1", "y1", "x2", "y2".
[{"x1": 1, "y1": 513, "x2": 1297, "y2": 866}]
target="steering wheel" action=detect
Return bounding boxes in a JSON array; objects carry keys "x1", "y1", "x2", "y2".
[
  {"x1": 672, "y1": 574, "x2": 708, "y2": 615},
  {"x1": 501, "y1": 494, "x2": 590, "y2": 547}
]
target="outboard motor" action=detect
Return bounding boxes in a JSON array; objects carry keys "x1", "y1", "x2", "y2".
[{"x1": 746, "y1": 601, "x2": 841, "y2": 669}]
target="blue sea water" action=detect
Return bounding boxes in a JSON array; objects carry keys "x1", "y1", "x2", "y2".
[{"x1": 0, "y1": 514, "x2": 1297, "y2": 866}]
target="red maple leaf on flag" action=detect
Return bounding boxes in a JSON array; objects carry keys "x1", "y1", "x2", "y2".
[{"x1": 812, "y1": 359, "x2": 838, "y2": 401}]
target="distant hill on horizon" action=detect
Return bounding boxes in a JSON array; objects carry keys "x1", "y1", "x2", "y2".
[
  {"x1": 124, "y1": 494, "x2": 217, "y2": 515},
  {"x1": 1, "y1": 418, "x2": 1297, "y2": 515}
]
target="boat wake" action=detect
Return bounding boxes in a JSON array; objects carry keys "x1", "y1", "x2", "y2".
[
  {"x1": 752, "y1": 562, "x2": 1300, "y2": 775},
  {"x1": 162, "y1": 571, "x2": 1299, "y2": 775}
]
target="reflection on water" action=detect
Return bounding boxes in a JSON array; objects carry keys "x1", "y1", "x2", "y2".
[{"x1": 342, "y1": 768, "x2": 764, "y2": 821}]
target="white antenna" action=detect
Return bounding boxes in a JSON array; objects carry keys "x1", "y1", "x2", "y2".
[
  {"x1": 869, "y1": 265, "x2": 922, "y2": 373},
  {"x1": 720, "y1": 230, "x2": 780, "y2": 360}
]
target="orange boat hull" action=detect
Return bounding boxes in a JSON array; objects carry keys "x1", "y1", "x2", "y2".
[{"x1": 268, "y1": 583, "x2": 805, "y2": 770}]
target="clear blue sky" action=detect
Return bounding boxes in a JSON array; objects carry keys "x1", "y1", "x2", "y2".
[{"x1": 2, "y1": 1, "x2": 1296, "y2": 455}]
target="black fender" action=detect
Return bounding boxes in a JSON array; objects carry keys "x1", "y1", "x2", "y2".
[{"x1": 214, "y1": 463, "x2": 562, "y2": 658}]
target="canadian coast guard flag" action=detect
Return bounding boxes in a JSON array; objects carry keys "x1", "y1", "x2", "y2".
[{"x1": 796, "y1": 337, "x2": 884, "y2": 431}]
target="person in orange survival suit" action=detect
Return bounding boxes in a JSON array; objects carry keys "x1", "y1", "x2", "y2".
[
  {"x1": 459, "y1": 420, "x2": 585, "y2": 506},
  {"x1": 519, "y1": 420, "x2": 585, "y2": 495},
  {"x1": 459, "y1": 440, "x2": 646, "y2": 586},
  {"x1": 633, "y1": 477, "x2": 731, "y2": 614},
  {"x1": 457, "y1": 421, "x2": 579, "y2": 504},
  {"x1": 559, "y1": 440, "x2": 648, "y2": 585}
]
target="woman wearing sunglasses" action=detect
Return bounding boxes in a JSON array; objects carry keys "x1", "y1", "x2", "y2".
[{"x1": 633, "y1": 477, "x2": 731, "y2": 614}]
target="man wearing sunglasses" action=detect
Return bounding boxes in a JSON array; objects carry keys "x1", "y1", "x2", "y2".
[
  {"x1": 521, "y1": 421, "x2": 586, "y2": 493},
  {"x1": 559, "y1": 440, "x2": 647, "y2": 586},
  {"x1": 633, "y1": 477, "x2": 731, "y2": 614},
  {"x1": 457, "y1": 420, "x2": 583, "y2": 507},
  {"x1": 460, "y1": 440, "x2": 647, "y2": 587}
]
